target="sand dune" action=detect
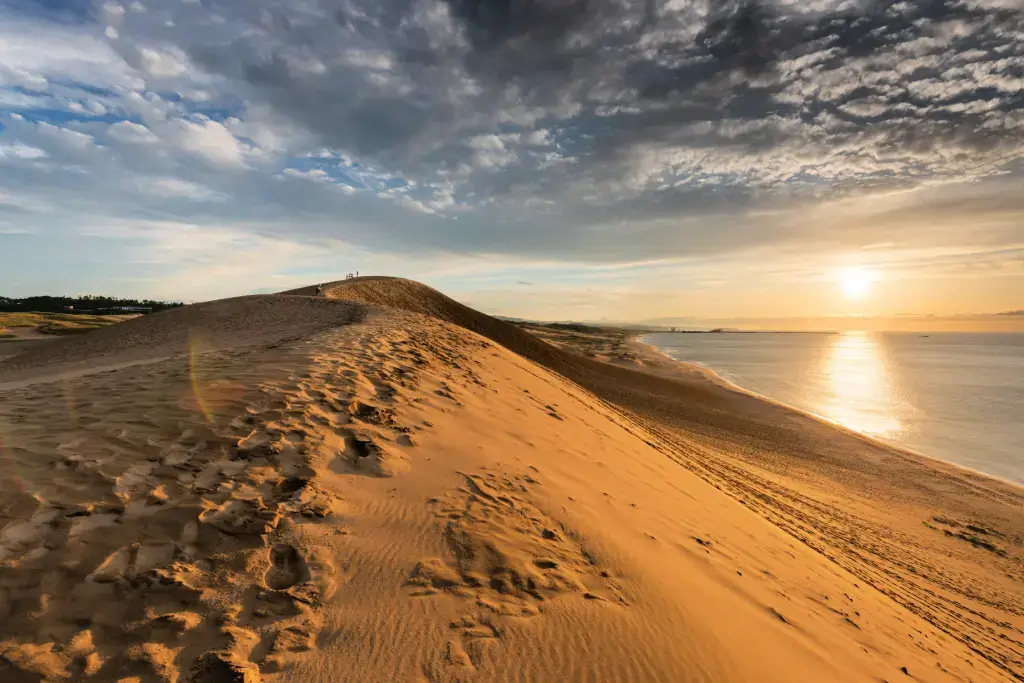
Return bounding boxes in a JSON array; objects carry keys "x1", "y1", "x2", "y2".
[
  {"x1": 305, "y1": 277, "x2": 1024, "y2": 678},
  {"x1": 0, "y1": 279, "x2": 1019, "y2": 682}
]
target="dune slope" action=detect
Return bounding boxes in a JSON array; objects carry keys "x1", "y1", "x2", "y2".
[
  {"x1": 293, "y1": 277, "x2": 1024, "y2": 680},
  {"x1": 0, "y1": 284, "x2": 1018, "y2": 682}
]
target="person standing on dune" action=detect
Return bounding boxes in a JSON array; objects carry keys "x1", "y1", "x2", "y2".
[{"x1": 315, "y1": 284, "x2": 324, "y2": 297}]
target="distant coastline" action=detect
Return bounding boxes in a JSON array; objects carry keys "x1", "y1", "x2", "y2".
[{"x1": 649, "y1": 329, "x2": 838, "y2": 335}]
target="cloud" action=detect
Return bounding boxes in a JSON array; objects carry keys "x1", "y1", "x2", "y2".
[
  {"x1": 0, "y1": 143, "x2": 47, "y2": 160},
  {"x1": 36, "y1": 122, "x2": 96, "y2": 152},
  {"x1": 282, "y1": 168, "x2": 331, "y2": 182},
  {"x1": 163, "y1": 117, "x2": 260, "y2": 169},
  {"x1": 134, "y1": 177, "x2": 225, "y2": 201},
  {"x1": 136, "y1": 47, "x2": 190, "y2": 78},
  {"x1": 0, "y1": 0, "x2": 1021, "y2": 297},
  {"x1": 0, "y1": 10, "x2": 137, "y2": 90},
  {"x1": 152, "y1": 0, "x2": 1023, "y2": 188},
  {"x1": 107, "y1": 120, "x2": 159, "y2": 144}
]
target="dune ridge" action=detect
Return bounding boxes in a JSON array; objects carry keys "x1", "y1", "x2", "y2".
[
  {"x1": 295, "y1": 277, "x2": 1024, "y2": 679},
  {"x1": 0, "y1": 279, "x2": 1018, "y2": 682}
]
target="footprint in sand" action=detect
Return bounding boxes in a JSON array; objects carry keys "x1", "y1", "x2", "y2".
[
  {"x1": 265, "y1": 544, "x2": 309, "y2": 590},
  {"x1": 331, "y1": 430, "x2": 409, "y2": 478}
]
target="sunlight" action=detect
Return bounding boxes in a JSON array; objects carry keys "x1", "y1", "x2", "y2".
[
  {"x1": 840, "y1": 268, "x2": 873, "y2": 300},
  {"x1": 820, "y1": 331, "x2": 903, "y2": 439}
]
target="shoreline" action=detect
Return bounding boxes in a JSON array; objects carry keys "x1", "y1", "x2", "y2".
[{"x1": 628, "y1": 333, "x2": 1024, "y2": 490}]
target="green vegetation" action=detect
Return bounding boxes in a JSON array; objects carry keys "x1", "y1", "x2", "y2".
[
  {"x1": 0, "y1": 312, "x2": 132, "y2": 337},
  {"x1": 0, "y1": 294, "x2": 184, "y2": 315},
  {"x1": 0, "y1": 294, "x2": 184, "y2": 339}
]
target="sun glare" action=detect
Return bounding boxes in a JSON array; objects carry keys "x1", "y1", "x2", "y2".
[{"x1": 840, "y1": 268, "x2": 872, "y2": 300}]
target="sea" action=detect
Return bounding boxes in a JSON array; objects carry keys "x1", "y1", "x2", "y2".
[{"x1": 642, "y1": 331, "x2": 1024, "y2": 485}]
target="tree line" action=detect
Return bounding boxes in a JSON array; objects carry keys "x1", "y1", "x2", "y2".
[{"x1": 0, "y1": 295, "x2": 185, "y2": 314}]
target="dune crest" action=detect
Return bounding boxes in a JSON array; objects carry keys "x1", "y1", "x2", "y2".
[{"x1": 0, "y1": 282, "x2": 1018, "y2": 682}]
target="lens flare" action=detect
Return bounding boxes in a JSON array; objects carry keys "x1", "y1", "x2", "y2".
[
  {"x1": 188, "y1": 331, "x2": 217, "y2": 424},
  {"x1": 0, "y1": 424, "x2": 27, "y2": 496},
  {"x1": 186, "y1": 331, "x2": 248, "y2": 425}
]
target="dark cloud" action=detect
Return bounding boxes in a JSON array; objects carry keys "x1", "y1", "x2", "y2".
[
  {"x1": 161, "y1": 0, "x2": 1024, "y2": 200},
  {"x1": 3, "y1": 0, "x2": 1024, "y2": 265},
  {"x1": 445, "y1": 0, "x2": 592, "y2": 50},
  {"x1": 697, "y1": 0, "x2": 995, "y2": 71}
]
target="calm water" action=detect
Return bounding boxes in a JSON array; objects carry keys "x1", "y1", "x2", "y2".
[{"x1": 642, "y1": 332, "x2": 1024, "y2": 484}]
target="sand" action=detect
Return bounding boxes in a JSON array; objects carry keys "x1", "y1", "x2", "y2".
[
  {"x1": 0, "y1": 278, "x2": 1019, "y2": 682},
  {"x1": 1, "y1": 327, "x2": 54, "y2": 341}
]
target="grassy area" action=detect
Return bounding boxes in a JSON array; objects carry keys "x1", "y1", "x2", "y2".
[
  {"x1": 517, "y1": 321, "x2": 649, "y2": 363},
  {"x1": 0, "y1": 311, "x2": 130, "y2": 337}
]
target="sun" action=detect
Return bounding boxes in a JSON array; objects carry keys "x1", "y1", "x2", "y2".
[{"x1": 840, "y1": 268, "x2": 873, "y2": 300}]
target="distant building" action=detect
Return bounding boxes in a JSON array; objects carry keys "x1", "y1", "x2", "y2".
[{"x1": 97, "y1": 306, "x2": 152, "y2": 314}]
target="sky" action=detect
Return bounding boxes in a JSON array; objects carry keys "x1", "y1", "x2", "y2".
[{"x1": 0, "y1": 0, "x2": 1022, "y2": 327}]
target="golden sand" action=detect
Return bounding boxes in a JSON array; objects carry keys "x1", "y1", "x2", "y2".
[{"x1": 0, "y1": 278, "x2": 1019, "y2": 682}]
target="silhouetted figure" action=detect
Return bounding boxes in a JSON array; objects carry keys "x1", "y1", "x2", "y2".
[{"x1": 315, "y1": 283, "x2": 324, "y2": 297}]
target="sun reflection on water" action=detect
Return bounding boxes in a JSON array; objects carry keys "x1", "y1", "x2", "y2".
[{"x1": 819, "y1": 331, "x2": 903, "y2": 439}]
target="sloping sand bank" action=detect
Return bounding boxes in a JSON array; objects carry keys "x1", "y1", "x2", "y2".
[{"x1": 0, "y1": 281, "x2": 1018, "y2": 682}]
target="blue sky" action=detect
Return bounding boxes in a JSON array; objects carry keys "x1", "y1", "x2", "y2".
[{"x1": 0, "y1": 0, "x2": 1022, "y2": 323}]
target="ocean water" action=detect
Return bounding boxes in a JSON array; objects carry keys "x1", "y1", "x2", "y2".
[{"x1": 642, "y1": 331, "x2": 1024, "y2": 484}]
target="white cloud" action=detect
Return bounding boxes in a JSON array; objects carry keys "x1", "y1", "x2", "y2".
[
  {"x1": 0, "y1": 90, "x2": 50, "y2": 109},
  {"x1": 283, "y1": 168, "x2": 331, "y2": 182},
  {"x1": 0, "y1": 143, "x2": 47, "y2": 160},
  {"x1": 138, "y1": 47, "x2": 189, "y2": 78},
  {"x1": 281, "y1": 167, "x2": 359, "y2": 194},
  {"x1": 0, "y1": 14, "x2": 135, "y2": 91},
  {"x1": 224, "y1": 110, "x2": 307, "y2": 154},
  {"x1": 164, "y1": 117, "x2": 258, "y2": 168},
  {"x1": 523, "y1": 129, "x2": 552, "y2": 146},
  {"x1": 36, "y1": 123, "x2": 95, "y2": 152},
  {"x1": 179, "y1": 89, "x2": 212, "y2": 102},
  {"x1": 102, "y1": 2, "x2": 126, "y2": 19},
  {"x1": 108, "y1": 120, "x2": 160, "y2": 144},
  {"x1": 466, "y1": 135, "x2": 518, "y2": 168},
  {"x1": 135, "y1": 177, "x2": 224, "y2": 201},
  {"x1": 0, "y1": 190, "x2": 51, "y2": 213},
  {"x1": 0, "y1": 65, "x2": 48, "y2": 92},
  {"x1": 342, "y1": 51, "x2": 395, "y2": 70}
]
